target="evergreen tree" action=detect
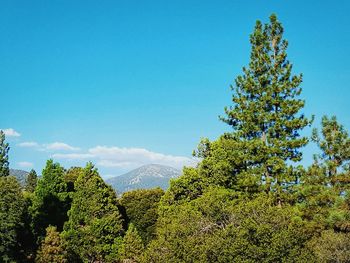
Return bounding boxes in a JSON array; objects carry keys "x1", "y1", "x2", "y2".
[
  {"x1": 119, "y1": 188, "x2": 164, "y2": 244},
  {"x1": 30, "y1": 160, "x2": 70, "y2": 241},
  {"x1": 0, "y1": 176, "x2": 25, "y2": 262},
  {"x1": 194, "y1": 135, "x2": 251, "y2": 191},
  {"x1": 296, "y1": 162, "x2": 334, "y2": 230},
  {"x1": 219, "y1": 14, "x2": 311, "y2": 197},
  {"x1": 25, "y1": 169, "x2": 38, "y2": 193},
  {"x1": 17, "y1": 191, "x2": 37, "y2": 262},
  {"x1": 296, "y1": 117, "x2": 350, "y2": 232},
  {"x1": 36, "y1": 226, "x2": 67, "y2": 263},
  {"x1": 303, "y1": 116, "x2": 350, "y2": 232},
  {"x1": 63, "y1": 163, "x2": 124, "y2": 262},
  {"x1": 165, "y1": 136, "x2": 247, "y2": 206},
  {"x1": 119, "y1": 224, "x2": 144, "y2": 263},
  {"x1": 146, "y1": 189, "x2": 312, "y2": 263},
  {"x1": 0, "y1": 130, "x2": 10, "y2": 177},
  {"x1": 312, "y1": 116, "x2": 350, "y2": 190},
  {"x1": 163, "y1": 167, "x2": 207, "y2": 204},
  {"x1": 307, "y1": 230, "x2": 350, "y2": 262}
]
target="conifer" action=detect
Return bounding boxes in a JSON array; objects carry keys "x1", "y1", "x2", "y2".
[
  {"x1": 220, "y1": 14, "x2": 312, "y2": 196},
  {"x1": 63, "y1": 163, "x2": 124, "y2": 262},
  {"x1": 119, "y1": 224, "x2": 144, "y2": 263},
  {"x1": 36, "y1": 226, "x2": 67, "y2": 263},
  {"x1": 30, "y1": 160, "x2": 70, "y2": 241}
]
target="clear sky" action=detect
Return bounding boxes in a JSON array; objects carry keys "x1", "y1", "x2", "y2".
[{"x1": 1, "y1": 0, "x2": 349, "y2": 178}]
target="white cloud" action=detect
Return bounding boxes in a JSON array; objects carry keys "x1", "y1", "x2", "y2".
[
  {"x1": 1, "y1": 128, "x2": 21, "y2": 137},
  {"x1": 90, "y1": 145, "x2": 196, "y2": 169},
  {"x1": 52, "y1": 153, "x2": 94, "y2": 160},
  {"x1": 17, "y1": 141, "x2": 39, "y2": 148},
  {"x1": 52, "y1": 145, "x2": 197, "y2": 170},
  {"x1": 96, "y1": 160, "x2": 133, "y2": 168},
  {"x1": 17, "y1": 141, "x2": 80, "y2": 152},
  {"x1": 18, "y1": 161, "x2": 34, "y2": 168},
  {"x1": 45, "y1": 142, "x2": 80, "y2": 151}
]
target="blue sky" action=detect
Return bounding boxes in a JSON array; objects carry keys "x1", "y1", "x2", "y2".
[{"x1": 1, "y1": 0, "x2": 349, "y2": 177}]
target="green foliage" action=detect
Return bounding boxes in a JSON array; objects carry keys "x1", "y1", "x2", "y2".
[
  {"x1": 63, "y1": 163, "x2": 124, "y2": 262},
  {"x1": 119, "y1": 224, "x2": 144, "y2": 263},
  {"x1": 148, "y1": 15, "x2": 330, "y2": 261},
  {"x1": 196, "y1": 134, "x2": 260, "y2": 193},
  {"x1": 165, "y1": 134, "x2": 257, "y2": 205},
  {"x1": 297, "y1": 116, "x2": 350, "y2": 232},
  {"x1": 30, "y1": 160, "x2": 71, "y2": 241},
  {"x1": 64, "y1": 166, "x2": 84, "y2": 192},
  {"x1": 0, "y1": 176, "x2": 25, "y2": 262},
  {"x1": 162, "y1": 167, "x2": 207, "y2": 205},
  {"x1": 25, "y1": 169, "x2": 38, "y2": 193},
  {"x1": 296, "y1": 163, "x2": 334, "y2": 228},
  {"x1": 0, "y1": 130, "x2": 10, "y2": 177},
  {"x1": 219, "y1": 14, "x2": 311, "y2": 196},
  {"x1": 307, "y1": 230, "x2": 350, "y2": 263},
  {"x1": 312, "y1": 116, "x2": 350, "y2": 190},
  {"x1": 17, "y1": 191, "x2": 37, "y2": 262},
  {"x1": 35, "y1": 226, "x2": 67, "y2": 263},
  {"x1": 146, "y1": 189, "x2": 312, "y2": 262},
  {"x1": 119, "y1": 188, "x2": 164, "y2": 244}
]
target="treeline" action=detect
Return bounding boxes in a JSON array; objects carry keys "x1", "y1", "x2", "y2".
[
  {"x1": 1, "y1": 14, "x2": 350, "y2": 262},
  {"x1": 0, "y1": 156, "x2": 164, "y2": 262}
]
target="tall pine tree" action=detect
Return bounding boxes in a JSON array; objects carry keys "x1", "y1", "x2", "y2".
[{"x1": 220, "y1": 14, "x2": 311, "y2": 197}]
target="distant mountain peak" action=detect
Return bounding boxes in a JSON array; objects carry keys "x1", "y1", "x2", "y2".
[
  {"x1": 128, "y1": 164, "x2": 180, "y2": 177},
  {"x1": 9, "y1": 169, "x2": 29, "y2": 186},
  {"x1": 106, "y1": 164, "x2": 181, "y2": 194}
]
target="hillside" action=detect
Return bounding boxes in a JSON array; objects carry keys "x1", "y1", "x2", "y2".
[
  {"x1": 9, "y1": 169, "x2": 29, "y2": 186},
  {"x1": 106, "y1": 164, "x2": 181, "y2": 194}
]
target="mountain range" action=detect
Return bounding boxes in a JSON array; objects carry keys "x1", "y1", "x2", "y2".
[
  {"x1": 106, "y1": 164, "x2": 181, "y2": 194},
  {"x1": 8, "y1": 164, "x2": 182, "y2": 194}
]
